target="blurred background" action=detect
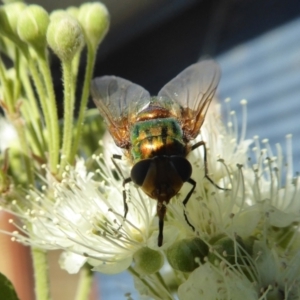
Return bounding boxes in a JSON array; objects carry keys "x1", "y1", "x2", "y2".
[
  {"x1": 34, "y1": 0, "x2": 300, "y2": 166},
  {"x1": 14, "y1": 0, "x2": 300, "y2": 298}
]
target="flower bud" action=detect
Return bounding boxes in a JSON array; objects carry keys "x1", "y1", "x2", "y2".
[
  {"x1": 242, "y1": 235, "x2": 255, "y2": 257},
  {"x1": 66, "y1": 6, "x2": 80, "y2": 19},
  {"x1": 2, "y1": 2, "x2": 26, "y2": 35},
  {"x1": 0, "y1": 7, "x2": 15, "y2": 38},
  {"x1": 50, "y1": 10, "x2": 69, "y2": 21},
  {"x1": 208, "y1": 234, "x2": 250, "y2": 266},
  {"x1": 78, "y1": 2, "x2": 110, "y2": 48},
  {"x1": 17, "y1": 5, "x2": 49, "y2": 53},
  {"x1": 166, "y1": 238, "x2": 208, "y2": 272},
  {"x1": 133, "y1": 247, "x2": 164, "y2": 275},
  {"x1": 46, "y1": 15, "x2": 84, "y2": 62}
]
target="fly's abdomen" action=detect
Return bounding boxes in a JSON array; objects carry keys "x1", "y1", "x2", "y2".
[{"x1": 130, "y1": 118, "x2": 186, "y2": 162}]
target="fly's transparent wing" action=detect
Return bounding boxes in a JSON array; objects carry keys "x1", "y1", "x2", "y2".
[
  {"x1": 158, "y1": 60, "x2": 221, "y2": 140},
  {"x1": 91, "y1": 76, "x2": 151, "y2": 148}
]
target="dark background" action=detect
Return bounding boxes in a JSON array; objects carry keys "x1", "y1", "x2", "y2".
[
  {"x1": 91, "y1": 0, "x2": 300, "y2": 94},
  {"x1": 46, "y1": 0, "x2": 300, "y2": 113}
]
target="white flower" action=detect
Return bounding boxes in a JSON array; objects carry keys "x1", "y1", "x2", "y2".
[
  {"x1": 178, "y1": 263, "x2": 257, "y2": 300},
  {"x1": 2, "y1": 97, "x2": 300, "y2": 300},
  {"x1": 6, "y1": 155, "x2": 158, "y2": 274},
  {"x1": 177, "y1": 239, "x2": 300, "y2": 300},
  {"x1": 242, "y1": 135, "x2": 300, "y2": 227},
  {"x1": 167, "y1": 100, "x2": 258, "y2": 240},
  {"x1": 164, "y1": 99, "x2": 300, "y2": 299},
  {"x1": 253, "y1": 241, "x2": 300, "y2": 299}
]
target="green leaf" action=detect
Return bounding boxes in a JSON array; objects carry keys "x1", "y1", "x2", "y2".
[{"x1": 0, "y1": 272, "x2": 20, "y2": 300}]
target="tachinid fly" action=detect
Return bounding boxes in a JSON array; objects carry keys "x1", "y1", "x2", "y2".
[{"x1": 91, "y1": 60, "x2": 223, "y2": 246}]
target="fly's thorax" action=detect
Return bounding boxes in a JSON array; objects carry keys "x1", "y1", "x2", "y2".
[
  {"x1": 130, "y1": 118, "x2": 187, "y2": 162},
  {"x1": 135, "y1": 96, "x2": 180, "y2": 122}
]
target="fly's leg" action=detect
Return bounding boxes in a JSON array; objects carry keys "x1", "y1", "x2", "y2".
[
  {"x1": 191, "y1": 141, "x2": 228, "y2": 190},
  {"x1": 111, "y1": 154, "x2": 131, "y2": 228},
  {"x1": 112, "y1": 154, "x2": 126, "y2": 179},
  {"x1": 182, "y1": 141, "x2": 228, "y2": 232},
  {"x1": 182, "y1": 178, "x2": 196, "y2": 231}
]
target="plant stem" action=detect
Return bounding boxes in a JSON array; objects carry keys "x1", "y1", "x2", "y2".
[
  {"x1": 31, "y1": 248, "x2": 51, "y2": 300},
  {"x1": 13, "y1": 47, "x2": 21, "y2": 101},
  {"x1": 20, "y1": 103, "x2": 44, "y2": 157},
  {"x1": 27, "y1": 57, "x2": 55, "y2": 172},
  {"x1": 59, "y1": 59, "x2": 75, "y2": 175},
  {"x1": 72, "y1": 51, "x2": 81, "y2": 87},
  {"x1": 13, "y1": 117, "x2": 34, "y2": 184},
  {"x1": 155, "y1": 272, "x2": 171, "y2": 294},
  {"x1": 75, "y1": 266, "x2": 93, "y2": 300},
  {"x1": 20, "y1": 64, "x2": 47, "y2": 155},
  {"x1": 70, "y1": 44, "x2": 96, "y2": 162},
  {"x1": 36, "y1": 52, "x2": 60, "y2": 173},
  {"x1": 128, "y1": 267, "x2": 162, "y2": 299},
  {"x1": 0, "y1": 56, "x2": 14, "y2": 112}
]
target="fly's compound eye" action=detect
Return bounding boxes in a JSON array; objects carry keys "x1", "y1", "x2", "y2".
[
  {"x1": 170, "y1": 156, "x2": 192, "y2": 182},
  {"x1": 131, "y1": 159, "x2": 152, "y2": 186}
]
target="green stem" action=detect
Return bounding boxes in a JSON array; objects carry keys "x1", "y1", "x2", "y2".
[
  {"x1": 14, "y1": 117, "x2": 34, "y2": 184},
  {"x1": 155, "y1": 272, "x2": 171, "y2": 294},
  {"x1": 20, "y1": 103, "x2": 44, "y2": 157},
  {"x1": 74, "y1": 266, "x2": 93, "y2": 300},
  {"x1": 31, "y1": 248, "x2": 51, "y2": 300},
  {"x1": 72, "y1": 51, "x2": 81, "y2": 87},
  {"x1": 36, "y1": 51, "x2": 60, "y2": 173},
  {"x1": 128, "y1": 267, "x2": 161, "y2": 299},
  {"x1": 13, "y1": 47, "x2": 21, "y2": 101},
  {"x1": 70, "y1": 44, "x2": 96, "y2": 162},
  {"x1": 20, "y1": 63, "x2": 47, "y2": 154},
  {"x1": 59, "y1": 59, "x2": 74, "y2": 175},
  {"x1": 27, "y1": 57, "x2": 55, "y2": 171},
  {"x1": 0, "y1": 56, "x2": 14, "y2": 112}
]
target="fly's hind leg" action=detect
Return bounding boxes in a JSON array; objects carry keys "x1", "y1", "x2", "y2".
[
  {"x1": 191, "y1": 141, "x2": 228, "y2": 190},
  {"x1": 111, "y1": 154, "x2": 131, "y2": 229}
]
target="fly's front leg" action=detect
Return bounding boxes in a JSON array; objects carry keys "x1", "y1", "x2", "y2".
[
  {"x1": 112, "y1": 154, "x2": 131, "y2": 227},
  {"x1": 112, "y1": 154, "x2": 125, "y2": 179},
  {"x1": 182, "y1": 178, "x2": 196, "y2": 231},
  {"x1": 191, "y1": 141, "x2": 228, "y2": 190},
  {"x1": 121, "y1": 177, "x2": 131, "y2": 222}
]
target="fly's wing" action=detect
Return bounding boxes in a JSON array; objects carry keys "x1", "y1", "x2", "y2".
[
  {"x1": 158, "y1": 60, "x2": 221, "y2": 140},
  {"x1": 91, "y1": 76, "x2": 151, "y2": 148}
]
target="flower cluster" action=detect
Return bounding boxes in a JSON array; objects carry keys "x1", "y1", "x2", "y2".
[
  {"x1": 1, "y1": 1, "x2": 300, "y2": 299},
  {"x1": 0, "y1": 1, "x2": 110, "y2": 299}
]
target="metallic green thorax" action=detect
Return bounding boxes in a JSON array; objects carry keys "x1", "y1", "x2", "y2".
[{"x1": 130, "y1": 118, "x2": 186, "y2": 162}]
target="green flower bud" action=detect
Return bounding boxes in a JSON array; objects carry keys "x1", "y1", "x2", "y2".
[
  {"x1": 50, "y1": 10, "x2": 69, "y2": 21},
  {"x1": 66, "y1": 6, "x2": 80, "y2": 19},
  {"x1": 242, "y1": 235, "x2": 256, "y2": 257},
  {"x1": 0, "y1": 5, "x2": 28, "y2": 54},
  {"x1": 2, "y1": 2, "x2": 26, "y2": 35},
  {"x1": 166, "y1": 238, "x2": 208, "y2": 273},
  {"x1": 133, "y1": 247, "x2": 164, "y2": 275},
  {"x1": 46, "y1": 15, "x2": 84, "y2": 62},
  {"x1": 208, "y1": 234, "x2": 249, "y2": 266},
  {"x1": 0, "y1": 7, "x2": 15, "y2": 38},
  {"x1": 78, "y1": 2, "x2": 110, "y2": 48},
  {"x1": 17, "y1": 5, "x2": 49, "y2": 53}
]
